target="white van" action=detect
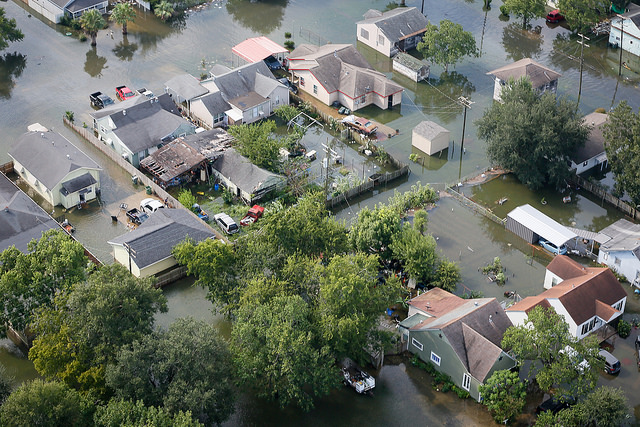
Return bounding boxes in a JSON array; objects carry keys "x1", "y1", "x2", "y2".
[{"x1": 213, "y1": 213, "x2": 239, "y2": 235}]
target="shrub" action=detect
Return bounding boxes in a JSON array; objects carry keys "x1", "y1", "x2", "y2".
[
  {"x1": 222, "y1": 188, "x2": 234, "y2": 204},
  {"x1": 499, "y1": 5, "x2": 509, "y2": 16},
  {"x1": 65, "y1": 111, "x2": 75, "y2": 122},
  {"x1": 617, "y1": 319, "x2": 631, "y2": 338},
  {"x1": 595, "y1": 107, "x2": 606, "y2": 114},
  {"x1": 284, "y1": 32, "x2": 292, "y2": 39},
  {"x1": 284, "y1": 40, "x2": 295, "y2": 50}
]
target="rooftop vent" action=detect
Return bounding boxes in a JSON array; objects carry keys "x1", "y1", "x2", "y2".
[
  {"x1": 40, "y1": 133, "x2": 45, "y2": 138},
  {"x1": 66, "y1": 154, "x2": 70, "y2": 160},
  {"x1": 123, "y1": 109, "x2": 127, "y2": 116},
  {"x1": 474, "y1": 301, "x2": 479, "y2": 306}
]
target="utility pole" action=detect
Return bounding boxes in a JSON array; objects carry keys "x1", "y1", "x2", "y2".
[
  {"x1": 458, "y1": 96, "x2": 473, "y2": 181},
  {"x1": 576, "y1": 33, "x2": 590, "y2": 107},
  {"x1": 421, "y1": 0, "x2": 425, "y2": 14},
  {"x1": 618, "y1": 15, "x2": 626, "y2": 77}
]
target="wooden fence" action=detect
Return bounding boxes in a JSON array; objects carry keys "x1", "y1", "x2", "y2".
[
  {"x1": 155, "y1": 266, "x2": 188, "y2": 288},
  {"x1": 569, "y1": 174, "x2": 640, "y2": 222},
  {"x1": 0, "y1": 161, "x2": 13, "y2": 174},
  {"x1": 446, "y1": 187, "x2": 506, "y2": 226},
  {"x1": 326, "y1": 165, "x2": 410, "y2": 209}
]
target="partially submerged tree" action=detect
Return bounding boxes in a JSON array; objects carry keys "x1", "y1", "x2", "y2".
[
  {"x1": 110, "y1": 3, "x2": 136, "y2": 35},
  {"x1": 0, "y1": 7, "x2": 24, "y2": 51},
  {"x1": 603, "y1": 100, "x2": 640, "y2": 206},
  {"x1": 479, "y1": 370, "x2": 527, "y2": 424},
  {"x1": 79, "y1": 9, "x2": 106, "y2": 47},
  {"x1": 476, "y1": 78, "x2": 589, "y2": 190},
  {"x1": 227, "y1": 120, "x2": 282, "y2": 172},
  {"x1": 349, "y1": 205, "x2": 401, "y2": 261},
  {"x1": 154, "y1": 1, "x2": 174, "y2": 21},
  {"x1": 417, "y1": 19, "x2": 478, "y2": 73},
  {"x1": 501, "y1": 0, "x2": 547, "y2": 27},
  {"x1": 432, "y1": 259, "x2": 461, "y2": 293},
  {"x1": 557, "y1": 0, "x2": 610, "y2": 34},
  {"x1": 389, "y1": 225, "x2": 438, "y2": 284}
]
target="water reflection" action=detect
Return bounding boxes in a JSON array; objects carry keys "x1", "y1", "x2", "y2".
[
  {"x1": 501, "y1": 22, "x2": 543, "y2": 62},
  {"x1": 0, "y1": 52, "x2": 27, "y2": 99},
  {"x1": 414, "y1": 72, "x2": 475, "y2": 124},
  {"x1": 112, "y1": 35, "x2": 139, "y2": 61},
  {"x1": 84, "y1": 47, "x2": 108, "y2": 78},
  {"x1": 128, "y1": 13, "x2": 185, "y2": 55},
  {"x1": 226, "y1": 0, "x2": 288, "y2": 33}
]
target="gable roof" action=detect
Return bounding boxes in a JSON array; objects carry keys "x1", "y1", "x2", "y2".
[
  {"x1": 65, "y1": 0, "x2": 106, "y2": 13},
  {"x1": 546, "y1": 255, "x2": 587, "y2": 280},
  {"x1": 572, "y1": 112, "x2": 608, "y2": 164},
  {"x1": 598, "y1": 219, "x2": 640, "y2": 252},
  {"x1": 209, "y1": 60, "x2": 276, "y2": 101},
  {"x1": 211, "y1": 148, "x2": 283, "y2": 195},
  {"x1": 232, "y1": 36, "x2": 288, "y2": 63},
  {"x1": 487, "y1": 58, "x2": 562, "y2": 89},
  {"x1": 0, "y1": 173, "x2": 60, "y2": 253},
  {"x1": 288, "y1": 44, "x2": 403, "y2": 98},
  {"x1": 357, "y1": 7, "x2": 428, "y2": 43},
  {"x1": 108, "y1": 208, "x2": 214, "y2": 269},
  {"x1": 194, "y1": 91, "x2": 231, "y2": 117},
  {"x1": 164, "y1": 74, "x2": 209, "y2": 102},
  {"x1": 413, "y1": 120, "x2": 449, "y2": 140},
  {"x1": 9, "y1": 129, "x2": 100, "y2": 190},
  {"x1": 48, "y1": 0, "x2": 71, "y2": 9},
  {"x1": 461, "y1": 323, "x2": 506, "y2": 382},
  {"x1": 507, "y1": 204, "x2": 576, "y2": 247}
]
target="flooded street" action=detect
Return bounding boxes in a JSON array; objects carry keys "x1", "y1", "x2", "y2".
[{"x1": 2, "y1": 0, "x2": 640, "y2": 423}]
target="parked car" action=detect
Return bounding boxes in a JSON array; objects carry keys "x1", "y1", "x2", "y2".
[
  {"x1": 214, "y1": 213, "x2": 239, "y2": 234},
  {"x1": 90, "y1": 91, "x2": 115, "y2": 109},
  {"x1": 137, "y1": 87, "x2": 155, "y2": 98},
  {"x1": 126, "y1": 208, "x2": 148, "y2": 225},
  {"x1": 277, "y1": 78, "x2": 298, "y2": 94},
  {"x1": 351, "y1": 117, "x2": 378, "y2": 135},
  {"x1": 546, "y1": 9, "x2": 564, "y2": 23},
  {"x1": 116, "y1": 85, "x2": 136, "y2": 101},
  {"x1": 263, "y1": 55, "x2": 282, "y2": 70},
  {"x1": 140, "y1": 198, "x2": 164, "y2": 214},
  {"x1": 599, "y1": 349, "x2": 621, "y2": 374},
  {"x1": 539, "y1": 238, "x2": 568, "y2": 255}
]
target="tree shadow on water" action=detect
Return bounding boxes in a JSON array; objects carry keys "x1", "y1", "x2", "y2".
[
  {"x1": 0, "y1": 52, "x2": 26, "y2": 99},
  {"x1": 414, "y1": 72, "x2": 475, "y2": 125},
  {"x1": 113, "y1": 35, "x2": 139, "y2": 62},
  {"x1": 226, "y1": 0, "x2": 288, "y2": 34},
  {"x1": 84, "y1": 47, "x2": 108, "y2": 78},
  {"x1": 502, "y1": 22, "x2": 543, "y2": 62}
]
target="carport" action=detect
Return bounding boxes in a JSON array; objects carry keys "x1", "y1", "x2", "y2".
[{"x1": 506, "y1": 204, "x2": 577, "y2": 248}]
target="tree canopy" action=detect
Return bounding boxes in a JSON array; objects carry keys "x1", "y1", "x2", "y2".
[
  {"x1": 94, "y1": 399, "x2": 202, "y2": 427},
  {"x1": 479, "y1": 370, "x2": 527, "y2": 424},
  {"x1": 29, "y1": 264, "x2": 167, "y2": 397},
  {"x1": 501, "y1": 305, "x2": 601, "y2": 397},
  {"x1": 349, "y1": 205, "x2": 401, "y2": 261},
  {"x1": 389, "y1": 224, "x2": 438, "y2": 284},
  {"x1": 476, "y1": 78, "x2": 589, "y2": 190},
  {"x1": 417, "y1": 19, "x2": 478, "y2": 73},
  {"x1": 501, "y1": 0, "x2": 547, "y2": 27},
  {"x1": 0, "y1": 7, "x2": 24, "y2": 51},
  {"x1": 227, "y1": 120, "x2": 282, "y2": 172},
  {"x1": 106, "y1": 318, "x2": 235, "y2": 425},
  {"x1": 110, "y1": 3, "x2": 136, "y2": 34},
  {"x1": 79, "y1": 9, "x2": 106, "y2": 47},
  {"x1": 557, "y1": 0, "x2": 610, "y2": 34},
  {"x1": 0, "y1": 229, "x2": 88, "y2": 337},
  {"x1": 603, "y1": 101, "x2": 640, "y2": 205}
]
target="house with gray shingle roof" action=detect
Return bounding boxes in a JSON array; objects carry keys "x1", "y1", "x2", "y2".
[
  {"x1": 287, "y1": 44, "x2": 403, "y2": 112},
  {"x1": 27, "y1": 0, "x2": 107, "y2": 23},
  {"x1": 570, "y1": 112, "x2": 608, "y2": 174},
  {"x1": 91, "y1": 93, "x2": 196, "y2": 168},
  {"x1": 597, "y1": 219, "x2": 640, "y2": 286},
  {"x1": 108, "y1": 208, "x2": 215, "y2": 278},
  {"x1": 487, "y1": 58, "x2": 561, "y2": 102},
  {"x1": 356, "y1": 7, "x2": 428, "y2": 57},
  {"x1": 9, "y1": 125, "x2": 101, "y2": 209},
  {"x1": 0, "y1": 173, "x2": 61, "y2": 253},
  {"x1": 399, "y1": 287, "x2": 516, "y2": 401}
]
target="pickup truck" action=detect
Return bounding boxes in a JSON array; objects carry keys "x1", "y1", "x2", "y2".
[
  {"x1": 240, "y1": 205, "x2": 264, "y2": 226},
  {"x1": 342, "y1": 115, "x2": 378, "y2": 136},
  {"x1": 126, "y1": 208, "x2": 148, "y2": 225},
  {"x1": 90, "y1": 91, "x2": 115, "y2": 109},
  {"x1": 115, "y1": 85, "x2": 136, "y2": 101}
]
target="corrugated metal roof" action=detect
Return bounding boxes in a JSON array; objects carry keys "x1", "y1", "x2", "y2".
[
  {"x1": 232, "y1": 36, "x2": 287, "y2": 63},
  {"x1": 507, "y1": 204, "x2": 576, "y2": 247}
]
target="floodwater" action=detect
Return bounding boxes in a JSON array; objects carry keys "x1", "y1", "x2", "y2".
[{"x1": 2, "y1": 0, "x2": 640, "y2": 423}]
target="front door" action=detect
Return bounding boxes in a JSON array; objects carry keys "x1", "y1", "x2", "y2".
[
  {"x1": 388, "y1": 94, "x2": 393, "y2": 109},
  {"x1": 79, "y1": 193, "x2": 85, "y2": 203}
]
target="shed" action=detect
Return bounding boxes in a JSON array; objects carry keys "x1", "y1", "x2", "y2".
[
  {"x1": 139, "y1": 139, "x2": 206, "y2": 188},
  {"x1": 412, "y1": 121, "x2": 449, "y2": 155},
  {"x1": 393, "y1": 52, "x2": 429, "y2": 82},
  {"x1": 506, "y1": 204, "x2": 576, "y2": 247},
  {"x1": 232, "y1": 36, "x2": 288, "y2": 65}
]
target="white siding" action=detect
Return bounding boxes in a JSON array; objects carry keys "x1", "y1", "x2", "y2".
[{"x1": 609, "y1": 17, "x2": 640, "y2": 58}]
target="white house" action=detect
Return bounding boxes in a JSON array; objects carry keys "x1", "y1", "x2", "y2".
[
  {"x1": 487, "y1": 58, "x2": 561, "y2": 102},
  {"x1": 287, "y1": 44, "x2": 403, "y2": 112},
  {"x1": 356, "y1": 7, "x2": 428, "y2": 57},
  {"x1": 9, "y1": 125, "x2": 101, "y2": 209},
  {"x1": 507, "y1": 255, "x2": 627, "y2": 340},
  {"x1": 597, "y1": 219, "x2": 640, "y2": 286},
  {"x1": 91, "y1": 94, "x2": 195, "y2": 168},
  {"x1": 570, "y1": 112, "x2": 608, "y2": 174},
  {"x1": 27, "y1": 0, "x2": 107, "y2": 24},
  {"x1": 412, "y1": 120, "x2": 449, "y2": 156},
  {"x1": 609, "y1": 4, "x2": 640, "y2": 59}
]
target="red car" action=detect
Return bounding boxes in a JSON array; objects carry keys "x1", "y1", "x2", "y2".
[
  {"x1": 115, "y1": 85, "x2": 135, "y2": 101},
  {"x1": 546, "y1": 9, "x2": 564, "y2": 23}
]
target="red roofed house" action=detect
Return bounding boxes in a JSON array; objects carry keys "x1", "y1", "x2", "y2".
[
  {"x1": 398, "y1": 288, "x2": 515, "y2": 401},
  {"x1": 506, "y1": 255, "x2": 626, "y2": 340},
  {"x1": 287, "y1": 44, "x2": 403, "y2": 111}
]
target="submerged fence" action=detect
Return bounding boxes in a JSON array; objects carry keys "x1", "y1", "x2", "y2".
[
  {"x1": 445, "y1": 187, "x2": 506, "y2": 226},
  {"x1": 569, "y1": 174, "x2": 640, "y2": 222}
]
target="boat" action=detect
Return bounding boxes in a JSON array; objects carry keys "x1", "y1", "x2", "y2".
[
  {"x1": 341, "y1": 358, "x2": 375, "y2": 395},
  {"x1": 562, "y1": 195, "x2": 571, "y2": 203}
]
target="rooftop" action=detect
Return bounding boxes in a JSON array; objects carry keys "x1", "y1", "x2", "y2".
[
  {"x1": 507, "y1": 204, "x2": 576, "y2": 247},
  {"x1": 232, "y1": 36, "x2": 288, "y2": 63},
  {"x1": 487, "y1": 58, "x2": 562, "y2": 89},
  {"x1": 357, "y1": 7, "x2": 428, "y2": 43}
]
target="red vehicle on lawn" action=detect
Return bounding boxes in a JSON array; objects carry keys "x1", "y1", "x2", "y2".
[
  {"x1": 115, "y1": 85, "x2": 136, "y2": 101},
  {"x1": 546, "y1": 9, "x2": 564, "y2": 23},
  {"x1": 240, "y1": 205, "x2": 264, "y2": 226}
]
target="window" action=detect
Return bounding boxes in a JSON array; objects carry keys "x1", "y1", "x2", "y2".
[
  {"x1": 603, "y1": 252, "x2": 609, "y2": 260},
  {"x1": 580, "y1": 317, "x2": 597, "y2": 335},
  {"x1": 360, "y1": 28, "x2": 369, "y2": 39},
  {"x1": 299, "y1": 77, "x2": 305, "y2": 86},
  {"x1": 583, "y1": 160, "x2": 588, "y2": 167},
  {"x1": 430, "y1": 351, "x2": 441, "y2": 366},
  {"x1": 615, "y1": 257, "x2": 621, "y2": 266},
  {"x1": 411, "y1": 338, "x2": 423, "y2": 351},
  {"x1": 614, "y1": 301, "x2": 623, "y2": 311},
  {"x1": 378, "y1": 35, "x2": 385, "y2": 45},
  {"x1": 253, "y1": 107, "x2": 258, "y2": 118},
  {"x1": 213, "y1": 113, "x2": 224, "y2": 124},
  {"x1": 313, "y1": 85, "x2": 318, "y2": 94},
  {"x1": 462, "y1": 373, "x2": 471, "y2": 391},
  {"x1": 551, "y1": 277, "x2": 558, "y2": 287},
  {"x1": 100, "y1": 125, "x2": 107, "y2": 134},
  {"x1": 360, "y1": 95, "x2": 366, "y2": 104},
  {"x1": 275, "y1": 95, "x2": 280, "y2": 105}
]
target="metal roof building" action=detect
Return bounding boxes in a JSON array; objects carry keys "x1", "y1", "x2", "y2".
[
  {"x1": 506, "y1": 204, "x2": 576, "y2": 247},
  {"x1": 232, "y1": 36, "x2": 288, "y2": 64}
]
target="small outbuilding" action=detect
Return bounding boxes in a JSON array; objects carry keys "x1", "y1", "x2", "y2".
[
  {"x1": 412, "y1": 121, "x2": 449, "y2": 156},
  {"x1": 393, "y1": 52, "x2": 429, "y2": 82},
  {"x1": 506, "y1": 204, "x2": 576, "y2": 248},
  {"x1": 232, "y1": 36, "x2": 288, "y2": 66}
]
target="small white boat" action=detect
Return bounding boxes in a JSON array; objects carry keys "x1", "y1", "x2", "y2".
[{"x1": 341, "y1": 358, "x2": 375, "y2": 394}]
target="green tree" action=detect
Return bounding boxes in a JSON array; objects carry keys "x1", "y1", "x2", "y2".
[
  {"x1": 476, "y1": 78, "x2": 589, "y2": 190},
  {"x1": 79, "y1": 9, "x2": 106, "y2": 47},
  {"x1": 317, "y1": 253, "x2": 400, "y2": 361},
  {"x1": 433, "y1": 259, "x2": 461, "y2": 293},
  {"x1": 0, "y1": 380, "x2": 93, "y2": 427},
  {"x1": 0, "y1": 364, "x2": 14, "y2": 405},
  {"x1": 560, "y1": 386, "x2": 628, "y2": 427},
  {"x1": 110, "y1": 3, "x2": 136, "y2": 35},
  {"x1": 389, "y1": 225, "x2": 438, "y2": 284},
  {"x1": 232, "y1": 294, "x2": 338, "y2": 411},
  {"x1": 227, "y1": 120, "x2": 282, "y2": 172},
  {"x1": 95, "y1": 399, "x2": 202, "y2": 427},
  {"x1": 106, "y1": 318, "x2": 235, "y2": 425},
  {"x1": 413, "y1": 209, "x2": 428, "y2": 235},
  {"x1": 417, "y1": 19, "x2": 478, "y2": 73},
  {"x1": 603, "y1": 101, "x2": 640, "y2": 205},
  {"x1": 0, "y1": 7, "x2": 24, "y2": 51},
  {"x1": 557, "y1": 0, "x2": 610, "y2": 34},
  {"x1": 501, "y1": 0, "x2": 546, "y2": 27},
  {"x1": 154, "y1": 1, "x2": 174, "y2": 21},
  {"x1": 177, "y1": 189, "x2": 198, "y2": 212},
  {"x1": 479, "y1": 370, "x2": 527, "y2": 424},
  {"x1": 0, "y1": 229, "x2": 88, "y2": 338},
  {"x1": 29, "y1": 264, "x2": 167, "y2": 397},
  {"x1": 274, "y1": 104, "x2": 300, "y2": 123},
  {"x1": 501, "y1": 305, "x2": 601, "y2": 397},
  {"x1": 349, "y1": 205, "x2": 401, "y2": 261}
]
